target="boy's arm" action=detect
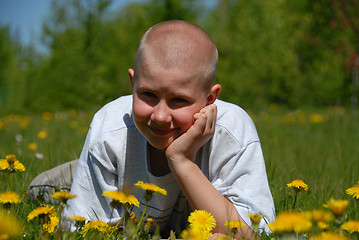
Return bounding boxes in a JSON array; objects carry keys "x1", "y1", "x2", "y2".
[{"x1": 165, "y1": 104, "x2": 257, "y2": 239}]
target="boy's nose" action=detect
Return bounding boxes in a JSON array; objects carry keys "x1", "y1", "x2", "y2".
[{"x1": 150, "y1": 101, "x2": 172, "y2": 124}]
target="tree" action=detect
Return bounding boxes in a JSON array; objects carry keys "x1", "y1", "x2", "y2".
[
  {"x1": 27, "y1": 0, "x2": 206, "y2": 111},
  {"x1": 0, "y1": 25, "x2": 30, "y2": 112}
]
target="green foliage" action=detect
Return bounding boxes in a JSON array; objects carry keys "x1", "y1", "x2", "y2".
[
  {"x1": 0, "y1": 26, "x2": 26, "y2": 111},
  {"x1": 207, "y1": 0, "x2": 356, "y2": 109},
  {"x1": 207, "y1": 0, "x2": 304, "y2": 108},
  {"x1": 0, "y1": 0, "x2": 358, "y2": 111}
]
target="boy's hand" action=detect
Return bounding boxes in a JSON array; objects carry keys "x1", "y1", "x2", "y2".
[{"x1": 166, "y1": 104, "x2": 217, "y2": 165}]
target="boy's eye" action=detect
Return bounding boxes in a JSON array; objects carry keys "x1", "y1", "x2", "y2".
[
  {"x1": 141, "y1": 92, "x2": 156, "y2": 99},
  {"x1": 172, "y1": 98, "x2": 188, "y2": 104}
]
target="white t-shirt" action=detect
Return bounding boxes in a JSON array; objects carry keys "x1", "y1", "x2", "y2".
[{"x1": 62, "y1": 95, "x2": 275, "y2": 235}]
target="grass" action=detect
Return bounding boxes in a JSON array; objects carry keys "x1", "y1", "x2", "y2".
[
  {"x1": 253, "y1": 107, "x2": 359, "y2": 214},
  {"x1": 0, "y1": 106, "x2": 358, "y2": 239}
]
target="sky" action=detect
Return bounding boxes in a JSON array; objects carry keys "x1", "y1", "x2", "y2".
[
  {"x1": 0, "y1": 0, "x2": 137, "y2": 53},
  {"x1": 0, "y1": 0, "x2": 215, "y2": 53}
]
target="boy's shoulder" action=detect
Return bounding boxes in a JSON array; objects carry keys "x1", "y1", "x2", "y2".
[
  {"x1": 215, "y1": 99, "x2": 259, "y2": 144},
  {"x1": 91, "y1": 95, "x2": 135, "y2": 132},
  {"x1": 215, "y1": 99, "x2": 254, "y2": 124}
]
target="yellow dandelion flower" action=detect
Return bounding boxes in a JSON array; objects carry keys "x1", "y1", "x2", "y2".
[
  {"x1": 27, "y1": 206, "x2": 56, "y2": 221},
  {"x1": 317, "y1": 222, "x2": 329, "y2": 230},
  {"x1": 0, "y1": 156, "x2": 25, "y2": 173},
  {"x1": 188, "y1": 210, "x2": 216, "y2": 233},
  {"x1": 181, "y1": 228, "x2": 211, "y2": 240},
  {"x1": 0, "y1": 211, "x2": 23, "y2": 238},
  {"x1": 129, "y1": 212, "x2": 136, "y2": 221},
  {"x1": 0, "y1": 160, "x2": 9, "y2": 170},
  {"x1": 268, "y1": 211, "x2": 312, "y2": 234},
  {"x1": 68, "y1": 109, "x2": 77, "y2": 118},
  {"x1": 309, "y1": 210, "x2": 334, "y2": 223},
  {"x1": 0, "y1": 233, "x2": 9, "y2": 239},
  {"x1": 19, "y1": 118, "x2": 30, "y2": 130},
  {"x1": 225, "y1": 220, "x2": 245, "y2": 229},
  {"x1": 287, "y1": 179, "x2": 308, "y2": 192},
  {"x1": 28, "y1": 142, "x2": 38, "y2": 151},
  {"x1": 70, "y1": 216, "x2": 87, "y2": 222},
  {"x1": 102, "y1": 190, "x2": 139, "y2": 207},
  {"x1": 13, "y1": 161, "x2": 25, "y2": 172},
  {"x1": 280, "y1": 114, "x2": 296, "y2": 124},
  {"x1": 323, "y1": 198, "x2": 349, "y2": 216},
  {"x1": 145, "y1": 218, "x2": 153, "y2": 229},
  {"x1": 341, "y1": 220, "x2": 359, "y2": 234},
  {"x1": 346, "y1": 183, "x2": 359, "y2": 199},
  {"x1": 52, "y1": 191, "x2": 77, "y2": 201},
  {"x1": 5, "y1": 155, "x2": 16, "y2": 163},
  {"x1": 146, "y1": 217, "x2": 153, "y2": 224},
  {"x1": 0, "y1": 191, "x2": 21, "y2": 204},
  {"x1": 70, "y1": 121, "x2": 79, "y2": 129},
  {"x1": 215, "y1": 237, "x2": 232, "y2": 240},
  {"x1": 43, "y1": 214, "x2": 59, "y2": 233},
  {"x1": 300, "y1": 211, "x2": 312, "y2": 221},
  {"x1": 99, "y1": 225, "x2": 117, "y2": 234},
  {"x1": 37, "y1": 130, "x2": 48, "y2": 139},
  {"x1": 129, "y1": 212, "x2": 139, "y2": 224},
  {"x1": 310, "y1": 231, "x2": 349, "y2": 240},
  {"x1": 42, "y1": 112, "x2": 53, "y2": 121},
  {"x1": 81, "y1": 220, "x2": 108, "y2": 237},
  {"x1": 309, "y1": 114, "x2": 328, "y2": 124},
  {"x1": 134, "y1": 181, "x2": 167, "y2": 196},
  {"x1": 248, "y1": 213, "x2": 262, "y2": 224}
]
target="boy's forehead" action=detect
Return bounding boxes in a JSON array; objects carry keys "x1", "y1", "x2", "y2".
[
  {"x1": 135, "y1": 64, "x2": 211, "y2": 98},
  {"x1": 137, "y1": 63, "x2": 203, "y2": 86}
]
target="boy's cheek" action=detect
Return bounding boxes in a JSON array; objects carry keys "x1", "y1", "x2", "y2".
[
  {"x1": 177, "y1": 113, "x2": 197, "y2": 132},
  {"x1": 132, "y1": 100, "x2": 150, "y2": 120}
]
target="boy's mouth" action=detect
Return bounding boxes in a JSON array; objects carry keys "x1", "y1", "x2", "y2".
[{"x1": 149, "y1": 126, "x2": 176, "y2": 137}]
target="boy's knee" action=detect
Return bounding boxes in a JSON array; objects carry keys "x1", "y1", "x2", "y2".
[{"x1": 27, "y1": 159, "x2": 79, "y2": 203}]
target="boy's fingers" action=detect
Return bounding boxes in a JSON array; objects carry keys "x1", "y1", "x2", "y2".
[
  {"x1": 204, "y1": 108, "x2": 213, "y2": 132},
  {"x1": 212, "y1": 104, "x2": 217, "y2": 130},
  {"x1": 193, "y1": 112, "x2": 202, "y2": 120},
  {"x1": 196, "y1": 113, "x2": 207, "y2": 134},
  {"x1": 203, "y1": 104, "x2": 217, "y2": 133},
  {"x1": 191, "y1": 104, "x2": 217, "y2": 135}
]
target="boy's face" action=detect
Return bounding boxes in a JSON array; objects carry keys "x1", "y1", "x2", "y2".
[{"x1": 129, "y1": 65, "x2": 210, "y2": 150}]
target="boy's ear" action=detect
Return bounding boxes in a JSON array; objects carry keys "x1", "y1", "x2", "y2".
[
  {"x1": 128, "y1": 69, "x2": 135, "y2": 89},
  {"x1": 206, "y1": 84, "x2": 221, "y2": 105}
]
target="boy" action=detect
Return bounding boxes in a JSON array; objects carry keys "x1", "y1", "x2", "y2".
[{"x1": 62, "y1": 20, "x2": 275, "y2": 238}]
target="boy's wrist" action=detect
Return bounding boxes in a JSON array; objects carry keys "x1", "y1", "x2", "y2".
[
  {"x1": 166, "y1": 153, "x2": 196, "y2": 172},
  {"x1": 165, "y1": 142, "x2": 199, "y2": 164}
]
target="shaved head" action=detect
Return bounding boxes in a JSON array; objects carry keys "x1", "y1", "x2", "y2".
[{"x1": 134, "y1": 20, "x2": 218, "y2": 90}]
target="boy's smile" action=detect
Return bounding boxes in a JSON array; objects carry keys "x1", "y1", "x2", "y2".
[
  {"x1": 149, "y1": 125, "x2": 176, "y2": 137},
  {"x1": 129, "y1": 65, "x2": 209, "y2": 150}
]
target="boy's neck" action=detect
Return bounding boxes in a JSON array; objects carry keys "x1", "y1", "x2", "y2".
[{"x1": 148, "y1": 144, "x2": 171, "y2": 177}]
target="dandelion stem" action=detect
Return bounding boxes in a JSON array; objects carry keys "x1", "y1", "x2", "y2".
[
  {"x1": 38, "y1": 220, "x2": 43, "y2": 240},
  {"x1": 292, "y1": 190, "x2": 298, "y2": 210},
  {"x1": 137, "y1": 199, "x2": 149, "y2": 233},
  {"x1": 9, "y1": 173, "x2": 13, "y2": 191},
  {"x1": 57, "y1": 203, "x2": 65, "y2": 233},
  {"x1": 106, "y1": 206, "x2": 129, "y2": 240}
]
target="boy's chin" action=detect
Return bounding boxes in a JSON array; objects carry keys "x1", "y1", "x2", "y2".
[{"x1": 147, "y1": 140, "x2": 172, "y2": 150}]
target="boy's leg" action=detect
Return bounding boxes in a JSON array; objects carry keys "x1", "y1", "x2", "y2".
[{"x1": 27, "y1": 159, "x2": 79, "y2": 202}]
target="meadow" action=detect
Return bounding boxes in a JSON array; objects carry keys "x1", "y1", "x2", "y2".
[{"x1": 0, "y1": 106, "x2": 358, "y2": 239}]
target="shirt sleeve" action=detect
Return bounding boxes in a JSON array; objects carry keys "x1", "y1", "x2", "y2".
[
  {"x1": 208, "y1": 128, "x2": 275, "y2": 235},
  {"x1": 61, "y1": 122, "x2": 124, "y2": 230}
]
